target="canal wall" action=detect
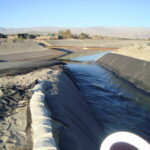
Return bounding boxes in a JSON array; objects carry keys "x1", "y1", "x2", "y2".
[
  {"x1": 45, "y1": 70, "x2": 101, "y2": 150},
  {"x1": 97, "y1": 53, "x2": 150, "y2": 93}
]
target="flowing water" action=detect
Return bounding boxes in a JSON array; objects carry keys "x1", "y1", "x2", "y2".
[{"x1": 66, "y1": 52, "x2": 150, "y2": 142}]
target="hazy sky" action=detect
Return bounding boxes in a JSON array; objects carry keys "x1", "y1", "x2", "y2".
[{"x1": 1, "y1": 0, "x2": 150, "y2": 28}]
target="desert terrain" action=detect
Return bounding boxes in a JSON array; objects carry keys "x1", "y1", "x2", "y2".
[{"x1": 0, "y1": 37, "x2": 150, "y2": 150}]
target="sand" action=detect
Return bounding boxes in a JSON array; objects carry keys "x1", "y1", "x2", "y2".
[
  {"x1": 0, "y1": 39, "x2": 66, "y2": 62},
  {"x1": 0, "y1": 39, "x2": 66, "y2": 150},
  {"x1": 46, "y1": 39, "x2": 150, "y2": 48},
  {"x1": 0, "y1": 65, "x2": 63, "y2": 86},
  {"x1": 0, "y1": 39, "x2": 45, "y2": 55},
  {"x1": 1, "y1": 39, "x2": 150, "y2": 63},
  {"x1": 0, "y1": 66, "x2": 63, "y2": 150},
  {"x1": 114, "y1": 44, "x2": 150, "y2": 61},
  {"x1": 0, "y1": 84, "x2": 34, "y2": 150}
]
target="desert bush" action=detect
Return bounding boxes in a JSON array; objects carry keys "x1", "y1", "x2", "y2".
[
  {"x1": 58, "y1": 29, "x2": 72, "y2": 39},
  {"x1": 79, "y1": 33, "x2": 91, "y2": 39}
]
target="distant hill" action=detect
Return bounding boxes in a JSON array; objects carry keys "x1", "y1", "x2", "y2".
[{"x1": 0, "y1": 26, "x2": 150, "y2": 39}]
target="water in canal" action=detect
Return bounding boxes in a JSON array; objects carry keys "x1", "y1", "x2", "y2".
[{"x1": 66, "y1": 52, "x2": 150, "y2": 143}]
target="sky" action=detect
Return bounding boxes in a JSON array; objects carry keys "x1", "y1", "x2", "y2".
[{"x1": 0, "y1": 0, "x2": 150, "y2": 28}]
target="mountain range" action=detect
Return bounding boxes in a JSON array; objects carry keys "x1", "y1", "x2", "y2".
[{"x1": 0, "y1": 27, "x2": 150, "y2": 39}]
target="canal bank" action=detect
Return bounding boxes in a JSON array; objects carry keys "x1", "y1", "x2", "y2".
[
  {"x1": 1, "y1": 50, "x2": 150, "y2": 149},
  {"x1": 97, "y1": 53, "x2": 150, "y2": 93}
]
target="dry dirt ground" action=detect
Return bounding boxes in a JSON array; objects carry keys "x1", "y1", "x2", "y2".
[
  {"x1": 0, "y1": 38, "x2": 150, "y2": 150},
  {"x1": 114, "y1": 44, "x2": 150, "y2": 62},
  {"x1": 0, "y1": 39, "x2": 150, "y2": 61}
]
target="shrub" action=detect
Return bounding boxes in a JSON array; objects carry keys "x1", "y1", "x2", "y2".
[
  {"x1": 79, "y1": 33, "x2": 90, "y2": 39},
  {"x1": 58, "y1": 29, "x2": 72, "y2": 39}
]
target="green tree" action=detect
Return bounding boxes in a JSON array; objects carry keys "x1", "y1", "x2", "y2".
[
  {"x1": 58, "y1": 29, "x2": 72, "y2": 39},
  {"x1": 79, "y1": 33, "x2": 90, "y2": 39}
]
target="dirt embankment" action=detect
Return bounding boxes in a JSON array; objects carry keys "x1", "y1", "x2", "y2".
[
  {"x1": 0, "y1": 39, "x2": 66, "y2": 62},
  {"x1": 46, "y1": 39, "x2": 150, "y2": 49},
  {"x1": 1, "y1": 39, "x2": 150, "y2": 62},
  {"x1": 0, "y1": 39, "x2": 45, "y2": 55},
  {"x1": 114, "y1": 44, "x2": 150, "y2": 62},
  {"x1": 0, "y1": 66, "x2": 62, "y2": 149}
]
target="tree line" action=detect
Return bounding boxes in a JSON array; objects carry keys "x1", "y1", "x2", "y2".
[{"x1": 57, "y1": 29, "x2": 91, "y2": 39}]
